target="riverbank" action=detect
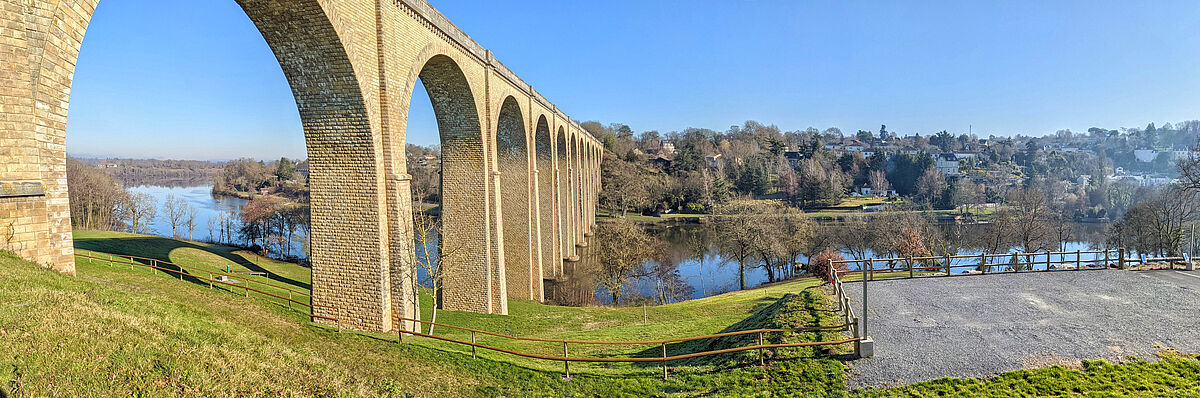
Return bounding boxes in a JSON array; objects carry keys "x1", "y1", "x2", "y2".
[{"x1": 598, "y1": 198, "x2": 999, "y2": 225}]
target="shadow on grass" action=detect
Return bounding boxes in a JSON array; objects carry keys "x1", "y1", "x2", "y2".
[{"x1": 74, "y1": 236, "x2": 311, "y2": 291}]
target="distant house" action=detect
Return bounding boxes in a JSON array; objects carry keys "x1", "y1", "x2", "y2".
[
  {"x1": 842, "y1": 139, "x2": 866, "y2": 152},
  {"x1": 704, "y1": 154, "x2": 723, "y2": 168},
  {"x1": 96, "y1": 163, "x2": 118, "y2": 168},
  {"x1": 660, "y1": 141, "x2": 676, "y2": 154},
  {"x1": 1077, "y1": 175, "x2": 1091, "y2": 186},
  {"x1": 936, "y1": 153, "x2": 959, "y2": 176},
  {"x1": 649, "y1": 154, "x2": 673, "y2": 169},
  {"x1": 952, "y1": 152, "x2": 978, "y2": 161},
  {"x1": 784, "y1": 151, "x2": 803, "y2": 167},
  {"x1": 1133, "y1": 149, "x2": 1158, "y2": 163}
]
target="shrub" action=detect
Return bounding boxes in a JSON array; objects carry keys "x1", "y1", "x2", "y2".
[{"x1": 808, "y1": 248, "x2": 847, "y2": 281}]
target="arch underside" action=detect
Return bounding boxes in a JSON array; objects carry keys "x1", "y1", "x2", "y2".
[{"x1": 1, "y1": 0, "x2": 602, "y2": 332}]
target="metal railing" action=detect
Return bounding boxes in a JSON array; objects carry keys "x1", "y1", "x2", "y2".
[
  {"x1": 76, "y1": 250, "x2": 861, "y2": 380},
  {"x1": 832, "y1": 249, "x2": 1129, "y2": 281}
]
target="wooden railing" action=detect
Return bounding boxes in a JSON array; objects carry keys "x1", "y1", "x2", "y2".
[
  {"x1": 394, "y1": 316, "x2": 856, "y2": 379},
  {"x1": 75, "y1": 250, "x2": 861, "y2": 379},
  {"x1": 827, "y1": 265, "x2": 865, "y2": 357},
  {"x1": 76, "y1": 251, "x2": 316, "y2": 314}
]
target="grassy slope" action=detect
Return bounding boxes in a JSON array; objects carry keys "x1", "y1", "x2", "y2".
[
  {"x1": 71, "y1": 230, "x2": 830, "y2": 374},
  {"x1": 1, "y1": 232, "x2": 851, "y2": 397},
  {"x1": 7, "y1": 231, "x2": 1200, "y2": 396}
]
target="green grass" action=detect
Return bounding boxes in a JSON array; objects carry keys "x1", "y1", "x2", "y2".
[
  {"x1": 855, "y1": 353, "x2": 1200, "y2": 397},
  {"x1": 7, "y1": 232, "x2": 1200, "y2": 396},
  {"x1": 72, "y1": 230, "x2": 313, "y2": 306},
  {"x1": 0, "y1": 232, "x2": 853, "y2": 396}
]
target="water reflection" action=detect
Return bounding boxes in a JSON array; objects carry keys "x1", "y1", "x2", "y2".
[
  {"x1": 546, "y1": 221, "x2": 1109, "y2": 306},
  {"x1": 118, "y1": 186, "x2": 1113, "y2": 307}
]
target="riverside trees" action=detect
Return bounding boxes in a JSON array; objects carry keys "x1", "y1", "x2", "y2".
[{"x1": 593, "y1": 219, "x2": 666, "y2": 305}]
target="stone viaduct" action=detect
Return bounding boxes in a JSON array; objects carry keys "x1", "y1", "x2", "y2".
[{"x1": 0, "y1": 0, "x2": 603, "y2": 332}]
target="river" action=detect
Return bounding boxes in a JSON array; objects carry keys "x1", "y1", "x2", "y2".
[
  {"x1": 122, "y1": 185, "x2": 1109, "y2": 307},
  {"x1": 125, "y1": 185, "x2": 308, "y2": 259}
]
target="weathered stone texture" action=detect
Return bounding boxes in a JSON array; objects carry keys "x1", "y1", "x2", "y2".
[{"x1": 0, "y1": 0, "x2": 601, "y2": 332}]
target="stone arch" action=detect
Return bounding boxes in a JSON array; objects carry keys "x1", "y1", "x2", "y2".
[
  {"x1": 411, "y1": 54, "x2": 494, "y2": 314},
  {"x1": 496, "y1": 96, "x2": 536, "y2": 301},
  {"x1": 534, "y1": 116, "x2": 559, "y2": 278},
  {"x1": 9, "y1": 0, "x2": 403, "y2": 331}
]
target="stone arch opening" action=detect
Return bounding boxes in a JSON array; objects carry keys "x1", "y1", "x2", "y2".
[
  {"x1": 496, "y1": 96, "x2": 536, "y2": 301},
  {"x1": 571, "y1": 135, "x2": 585, "y2": 246},
  {"x1": 411, "y1": 54, "x2": 492, "y2": 314},
  {"x1": 15, "y1": 0, "x2": 397, "y2": 331},
  {"x1": 556, "y1": 127, "x2": 574, "y2": 260},
  {"x1": 533, "y1": 116, "x2": 559, "y2": 278}
]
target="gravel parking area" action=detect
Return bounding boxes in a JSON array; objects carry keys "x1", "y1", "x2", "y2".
[{"x1": 844, "y1": 269, "x2": 1200, "y2": 389}]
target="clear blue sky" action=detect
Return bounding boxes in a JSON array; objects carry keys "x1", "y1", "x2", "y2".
[{"x1": 67, "y1": 0, "x2": 1200, "y2": 160}]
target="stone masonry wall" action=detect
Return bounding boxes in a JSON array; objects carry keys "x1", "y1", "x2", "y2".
[{"x1": 1, "y1": 0, "x2": 601, "y2": 331}]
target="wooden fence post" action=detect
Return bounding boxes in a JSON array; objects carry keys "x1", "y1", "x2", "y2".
[
  {"x1": 1076, "y1": 250, "x2": 1081, "y2": 270},
  {"x1": 945, "y1": 253, "x2": 951, "y2": 276},
  {"x1": 471, "y1": 331, "x2": 477, "y2": 359},
  {"x1": 907, "y1": 257, "x2": 913, "y2": 278},
  {"x1": 1119, "y1": 248, "x2": 1126, "y2": 269},
  {"x1": 980, "y1": 253, "x2": 986, "y2": 273},
  {"x1": 758, "y1": 332, "x2": 765, "y2": 366},
  {"x1": 866, "y1": 258, "x2": 873, "y2": 281},
  {"x1": 564, "y1": 342, "x2": 571, "y2": 380},
  {"x1": 661, "y1": 342, "x2": 668, "y2": 380}
]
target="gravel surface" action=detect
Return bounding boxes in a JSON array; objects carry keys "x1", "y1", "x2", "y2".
[{"x1": 843, "y1": 269, "x2": 1200, "y2": 389}]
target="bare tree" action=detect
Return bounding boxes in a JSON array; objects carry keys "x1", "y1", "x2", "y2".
[
  {"x1": 206, "y1": 215, "x2": 216, "y2": 242},
  {"x1": 412, "y1": 209, "x2": 463, "y2": 334},
  {"x1": 868, "y1": 170, "x2": 891, "y2": 194},
  {"x1": 714, "y1": 209, "x2": 758, "y2": 290},
  {"x1": 684, "y1": 230, "x2": 709, "y2": 296},
  {"x1": 1178, "y1": 144, "x2": 1200, "y2": 194},
  {"x1": 779, "y1": 215, "x2": 813, "y2": 279},
  {"x1": 594, "y1": 219, "x2": 665, "y2": 305},
  {"x1": 184, "y1": 203, "x2": 198, "y2": 241},
  {"x1": 162, "y1": 194, "x2": 186, "y2": 238},
  {"x1": 126, "y1": 192, "x2": 157, "y2": 234},
  {"x1": 1109, "y1": 186, "x2": 1199, "y2": 256},
  {"x1": 750, "y1": 218, "x2": 788, "y2": 282}
]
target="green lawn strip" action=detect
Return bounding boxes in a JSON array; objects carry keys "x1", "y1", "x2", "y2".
[
  {"x1": 853, "y1": 353, "x2": 1200, "y2": 397},
  {"x1": 73, "y1": 230, "x2": 313, "y2": 307}
]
